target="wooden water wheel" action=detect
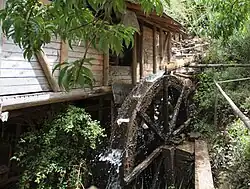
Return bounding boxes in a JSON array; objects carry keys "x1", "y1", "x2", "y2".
[{"x1": 110, "y1": 71, "x2": 194, "y2": 188}]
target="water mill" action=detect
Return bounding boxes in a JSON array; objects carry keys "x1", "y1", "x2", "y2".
[{"x1": 1, "y1": 0, "x2": 250, "y2": 189}]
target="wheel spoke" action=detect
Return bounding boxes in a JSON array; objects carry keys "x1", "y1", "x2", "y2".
[
  {"x1": 169, "y1": 86, "x2": 186, "y2": 134},
  {"x1": 138, "y1": 111, "x2": 165, "y2": 141},
  {"x1": 151, "y1": 156, "x2": 163, "y2": 189}
]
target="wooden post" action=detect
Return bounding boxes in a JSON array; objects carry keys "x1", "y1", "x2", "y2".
[
  {"x1": 60, "y1": 40, "x2": 68, "y2": 64},
  {"x1": 36, "y1": 51, "x2": 61, "y2": 92},
  {"x1": 163, "y1": 68, "x2": 169, "y2": 134},
  {"x1": 103, "y1": 50, "x2": 109, "y2": 86},
  {"x1": 0, "y1": 0, "x2": 4, "y2": 66},
  {"x1": 132, "y1": 34, "x2": 137, "y2": 85},
  {"x1": 153, "y1": 25, "x2": 157, "y2": 73},
  {"x1": 111, "y1": 98, "x2": 115, "y2": 125},
  {"x1": 98, "y1": 97, "x2": 103, "y2": 124},
  {"x1": 214, "y1": 90, "x2": 218, "y2": 127},
  {"x1": 166, "y1": 32, "x2": 172, "y2": 63},
  {"x1": 139, "y1": 23, "x2": 144, "y2": 79},
  {"x1": 159, "y1": 28, "x2": 164, "y2": 70}
]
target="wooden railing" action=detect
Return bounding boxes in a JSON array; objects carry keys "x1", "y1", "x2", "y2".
[{"x1": 214, "y1": 78, "x2": 250, "y2": 129}]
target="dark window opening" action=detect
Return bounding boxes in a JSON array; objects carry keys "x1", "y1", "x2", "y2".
[{"x1": 109, "y1": 42, "x2": 133, "y2": 66}]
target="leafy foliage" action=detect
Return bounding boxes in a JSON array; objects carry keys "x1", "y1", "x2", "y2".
[
  {"x1": 210, "y1": 119, "x2": 250, "y2": 189},
  {"x1": 192, "y1": 31, "x2": 250, "y2": 188},
  {"x1": 0, "y1": 0, "x2": 168, "y2": 89},
  {"x1": 165, "y1": 0, "x2": 250, "y2": 40},
  {"x1": 204, "y1": 0, "x2": 250, "y2": 40},
  {"x1": 12, "y1": 106, "x2": 106, "y2": 189},
  {"x1": 164, "y1": 0, "x2": 208, "y2": 36}
]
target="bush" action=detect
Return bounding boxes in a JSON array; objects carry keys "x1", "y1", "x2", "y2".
[
  {"x1": 210, "y1": 119, "x2": 250, "y2": 189},
  {"x1": 12, "y1": 105, "x2": 106, "y2": 189},
  {"x1": 192, "y1": 30, "x2": 250, "y2": 188}
]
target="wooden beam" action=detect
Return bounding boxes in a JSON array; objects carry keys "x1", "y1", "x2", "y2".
[
  {"x1": 160, "y1": 32, "x2": 168, "y2": 66},
  {"x1": 139, "y1": 23, "x2": 144, "y2": 79},
  {"x1": 136, "y1": 15, "x2": 182, "y2": 34},
  {"x1": 217, "y1": 77, "x2": 250, "y2": 84},
  {"x1": 132, "y1": 34, "x2": 138, "y2": 85},
  {"x1": 103, "y1": 50, "x2": 109, "y2": 86},
  {"x1": 138, "y1": 111, "x2": 165, "y2": 141},
  {"x1": 159, "y1": 27, "x2": 164, "y2": 69},
  {"x1": 98, "y1": 97, "x2": 103, "y2": 123},
  {"x1": 188, "y1": 63, "x2": 250, "y2": 68},
  {"x1": 124, "y1": 146, "x2": 163, "y2": 184},
  {"x1": 36, "y1": 51, "x2": 61, "y2": 92},
  {"x1": 60, "y1": 40, "x2": 68, "y2": 64},
  {"x1": 0, "y1": 0, "x2": 4, "y2": 72},
  {"x1": 160, "y1": 56, "x2": 195, "y2": 71},
  {"x1": 195, "y1": 140, "x2": 215, "y2": 189},
  {"x1": 153, "y1": 25, "x2": 157, "y2": 73},
  {"x1": 214, "y1": 81, "x2": 250, "y2": 129},
  {"x1": 1, "y1": 86, "x2": 112, "y2": 112},
  {"x1": 169, "y1": 86, "x2": 185, "y2": 134},
  {"x1": 163, "y1": 70, "x2": 169, "y2": 134},
  {"x1": 166, "y1": 32, "x2": 172, "y2": 63},
  {"x1": 151, "y1": 156, "x2": 163, "y2": 189}
]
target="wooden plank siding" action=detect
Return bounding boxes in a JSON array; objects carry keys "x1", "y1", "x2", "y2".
[
  {"x1": 68, "y1": 43, "x2": 104, "y2": 87},
  {"x1": 0, "y1": 37, "x2": 105, "y2": 96},
  {"x1": 109, "y1": 66, "x2": 132, "y2": 84},
  {"x1": 142, "y1": 26, "x2": 171, "y2": 77},
  {"x1": 0, "y1": 38, "x2": 51, "y2": 95}
]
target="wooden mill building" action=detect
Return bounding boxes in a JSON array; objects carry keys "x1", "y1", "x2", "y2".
[
  {"x1": 0, "y1": 1, "x2": 185, "y2": 186},
  {"x1": 0, "y1": 1, "x2": 184, "y2": 113}
]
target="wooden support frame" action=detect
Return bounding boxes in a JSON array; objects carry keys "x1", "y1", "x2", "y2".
[
  {"x1": 169, "y1": 86, "x2": 185, "y2": 134},
  {"x1": 103, "y1": 50, "x2": 109, "y2": 86},
  {"x1": 159, "y1": 27, "x2": 164, "y2": 69},
  {"x1": 36, "y1": 51, "x2": 61, "y2": 92},
  {"x1": 0, "y1": 0, "x2": 4, "y2": 69},
  {"x1": 153, "y1": 25, "x2": 157, "y2": 74},
  {"x1": 163, "y1": 71, "x2": 169, "y2": 134},
  {"x1": 1, "y1": 86, "x2": 111, "y2": 112},
  {"x1": 124, "y1": 146, "x2": 163, "y2": 184},
  {"x1": 166, "y1": 32, "x2": 172, "y2": 63},
  {"x1": 98, "y1": 97, "x2": 104, "y2": 123},
  {"x1": 138, "y1": 111, "x2": 165, "y2": 141},
  {"x1": 132, "y1": 34, "x2": 138, "y2": 85},
  {"x1": 136, "y1": 15, "x2": 182, "y2": 34},
  {"x1": 139, "y1": 22, "x2": 144, "y2": 79}
]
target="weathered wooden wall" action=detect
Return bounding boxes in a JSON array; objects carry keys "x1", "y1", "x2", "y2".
[
  {"x1": 68, "y1": 43, "x2": 104, "y2": 87},
  {"x1": 141, "y1": 26, "x2": 172, "y2": 78},
  {"x1": 109, "y1": 66, "x2": 132, "y2": 84},
  {"x1": 0, "y1": 36, "x2": 64, "y2": 96},
  {"x1": 0, "y1": 39, "x2": 105, "y2": 96},
  {"x1": 0, "y1": 0, "x2": 106, "y2": 97}
]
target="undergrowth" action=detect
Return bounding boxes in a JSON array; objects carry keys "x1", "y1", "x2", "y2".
[
  {"x1": 192, "y1": 31, "x2": 250, "y2": 188},
  {"x1": 12, "y1": 105, "x2": 106, "y2": 189}
]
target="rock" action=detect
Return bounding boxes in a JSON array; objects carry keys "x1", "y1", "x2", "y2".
[
  {"x1": 188, "y1": 132, "x2": 201, "y2": 139},
  {"x1": 88, "y1": 186, "x2": 98, "y2": 189}
]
